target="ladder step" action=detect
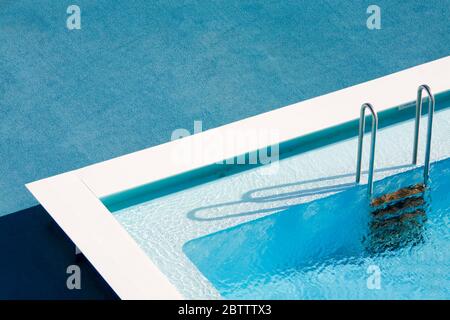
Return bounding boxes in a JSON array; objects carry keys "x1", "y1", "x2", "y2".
[
  {"x1": 371, "y1": 209, "x2": 426, "y2": 228},
  {"x1": 371, "y1": 195, "x2": 424, "y2": 218},
  {"x1": 366, "y1": 209, "x2": 426, "y2": 253},
  {"x1": 370, "y1": 183, "x2": 425, "y2": 207},
  {"x1": 366, "y1": 183, "x2": 428, "y2": 254}
]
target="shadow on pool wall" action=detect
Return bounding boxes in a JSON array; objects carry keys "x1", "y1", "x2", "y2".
[
  {"x1": 0, "y1": 205, "x2": 117, "y2": 300},
  {"x1": 185, "y1": 164, "x2": 413, "y2": 222}
]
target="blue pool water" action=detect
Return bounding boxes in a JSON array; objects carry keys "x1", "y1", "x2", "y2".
[{"x1": 183, "y1": 157, "x2": 450, "y2": 299}]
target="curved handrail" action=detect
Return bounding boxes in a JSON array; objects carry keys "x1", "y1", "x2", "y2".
[
  {"x1": 356, "y1": 103, "x2": 378, "y2": 196},
  {"x1": 412, "y1": 84, "x2": 435, "y2": 184}
]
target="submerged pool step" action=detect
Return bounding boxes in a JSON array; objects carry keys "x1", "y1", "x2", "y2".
[
  {"x1": 370, "y1": 183, "x2": 425, "y2": 207},
  {"x1": 366, "y1": 183, "x2": 428, "y2": 254},
  {"x1": 371, "y1": 208, "x2": 426, "y2": 227},
  {"x1": 370, "y1": 183, "x2": 426, "y2": 222},
  {"x1": 367, "y1": 208, "x2": 426, "y2": 254},
  {"x1": 371, "y1": 194, "x2": 425, "y2": 218}
]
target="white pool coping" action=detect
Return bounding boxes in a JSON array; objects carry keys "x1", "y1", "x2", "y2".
[{"x1": 26, "y1": 56, "x2": 450, "y2": 300}]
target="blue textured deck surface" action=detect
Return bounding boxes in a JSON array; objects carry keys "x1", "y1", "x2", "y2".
[
  {"x1": 1, "y1": 0, "x2": 449, "y2": 216},
  {"x1": 0, "y1": 1, "x2": 449, "y2": 299}
]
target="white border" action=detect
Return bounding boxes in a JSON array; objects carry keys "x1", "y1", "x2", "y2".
[{"x1": 26, "y1": 56, "x2": 450, "y2": 299}]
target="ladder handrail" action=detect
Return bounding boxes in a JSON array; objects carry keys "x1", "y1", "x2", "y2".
[
  {"x1": 356, "y1": 103, "x2": 378, "y2": 196},
  {"x1": 412, "y1": 84, "x2": 435, "y2": 184}
]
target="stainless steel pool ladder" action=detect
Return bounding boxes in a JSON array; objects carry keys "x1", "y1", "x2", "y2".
[
  {"x1": 355, "y1": 103, "x2": 378, "y2": 197},
  {"x1": 355, "y1": 85, "x2": 435, "y2": 198},
  {"x1": 412, "y1": 84, "x2": 435, "y2": 184}
]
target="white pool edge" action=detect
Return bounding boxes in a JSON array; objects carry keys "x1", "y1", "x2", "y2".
[{"x1": 26, "y1": 56, "x2": 450, "y2": 300}]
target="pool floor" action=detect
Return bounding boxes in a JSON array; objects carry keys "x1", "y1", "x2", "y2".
[{"x1": 184, "y1": 158, "x2": 450, "y2": 299}]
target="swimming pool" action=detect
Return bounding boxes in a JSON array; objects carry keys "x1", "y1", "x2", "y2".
[
  {"x1": 111, "y1": 102, "x2": 450, "y2": 299},
  {"x1": 26, "y1": 58, "x2": 450, "y2": 299}
]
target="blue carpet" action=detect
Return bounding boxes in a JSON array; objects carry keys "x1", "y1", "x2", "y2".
[{"x1": 0, "y1": 0, "x2": 449, "y2": 216}]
